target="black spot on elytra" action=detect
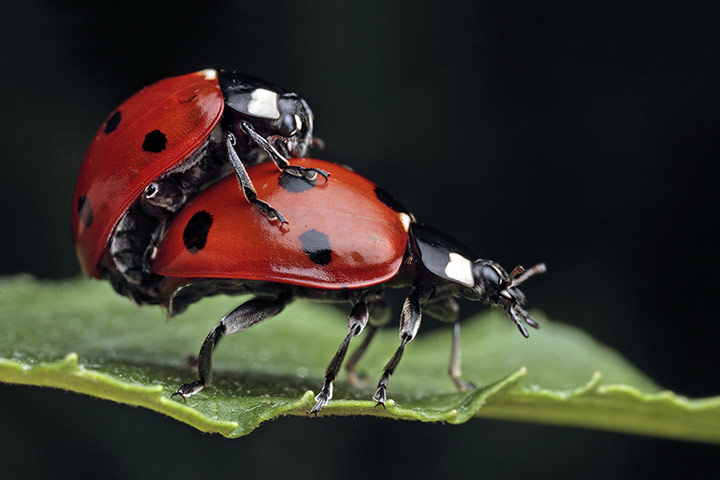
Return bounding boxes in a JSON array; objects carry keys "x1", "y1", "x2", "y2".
[
  {"x1": 374, "y1": 186, "x2": 409, "y2": 214},
  {"x1": 299, "y1": 229, "x2": 332, "y2": 266},
  {"x1": 183, "y1": 211, "x2": 213, "y2": 253},
  {"x1": 77, "y1": 195, "x2": 93, "y2": 227},
  {"x1": 142, "y1": 130, "x2": 167, "y2": 153},
  {"x1": 104, "y1": 111, "x2": 121, "y2": 134},
  {"x1": 278, "y1": 171, "x2": 316, "y2": 193}
]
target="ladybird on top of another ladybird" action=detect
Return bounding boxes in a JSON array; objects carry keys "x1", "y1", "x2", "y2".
[
  {"x1": 72, "y1": 69, "x2": 325, "y2": 304},
  {"x1": 71, "y1": 74, "x2": 547, "y2": 416}
]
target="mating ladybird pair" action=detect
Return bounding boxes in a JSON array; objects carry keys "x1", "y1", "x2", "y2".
[{"x1": 72, "y1": 69, "x2": 544, "y2": 414}]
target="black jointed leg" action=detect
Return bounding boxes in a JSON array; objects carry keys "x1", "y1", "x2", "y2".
[
  {"x1": 345, "y1": 300, "x2": 391, "y2": 386},
  {"x1": 241, "y1": 122, "x2": 329, "y2": 183},
  {"x1": 172, "y1": 294, "x2": 290, "y2": 401},
  {"x1": 373, "y1": 287, "x2": 424, "y2": 407},
  {"x1": 225, "y1": 132, "x2": 287, "y2": 225},
  {"x1": 373, "y1": 337, "x2": 409, "y2": 408},
  {"x1": 309, "y1": 301, "x2": 369, "y2": 415},
  {"x1": 239, "y1": 121, "x2": 290, "y2": 168},
  {"x1": 281, "y1": 165, "x2": 330, "y2": 183}
]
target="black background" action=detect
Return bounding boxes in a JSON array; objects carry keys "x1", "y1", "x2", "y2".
[{"x1": 2, "y1": 0, "x2": 719, "y2": 477}]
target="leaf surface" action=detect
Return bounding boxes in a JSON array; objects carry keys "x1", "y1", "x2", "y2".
[{"x1": 1, "y1": 276, "x2": 718, "y2": 442}]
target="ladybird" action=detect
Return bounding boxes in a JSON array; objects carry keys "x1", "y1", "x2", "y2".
[
  {"x1": 71, "y1": 69, "x2": 324, "y2": 304},
  {"x1": 152, "y1": 159, "x2": 545, "y2": 414}
]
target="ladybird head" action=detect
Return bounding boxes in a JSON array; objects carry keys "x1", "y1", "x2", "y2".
[
  {"x1": 218, "y1": 71, "x2": 315, "y2": 158},
  {"x1": 273, "y1": 94, "x2": 314, "y2": 157},
  {"x1": 470, "y1": 261, "x2": 546, "y2": 338},
  {"x1": 142, "y1": 181, "x2": 186, "y2": 213}
]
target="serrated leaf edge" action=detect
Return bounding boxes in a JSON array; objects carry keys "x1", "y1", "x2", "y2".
[
  {"x1": 0, "y1": 353, "x2": 239, "y2": 436},
  {"x1": 478, "y1": 370, "x2": 720, "y2": 443},
  {"x1": 1, "y1": 354, "x2": 530, "y2": 437},
  {"x1": 3, "y1": 354, "x2": 720, "y2": 442}
]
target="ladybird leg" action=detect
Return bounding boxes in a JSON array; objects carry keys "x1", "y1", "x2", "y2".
[
  {"x1": 171, "y1": 295, "x2": 290, "y2": 401},
  {"x1": 243, "y1": 123, "x2": 330, "y2": 183},
  {"x1": 265, "y1": 133, "x2": 330, "y2": 183},
  {"x1": 239, "y1": 121, "x2": 290, "y2": 168},
  {"x1": 281, "y1": 165, "x2": 330, "y2": 184},
  {"x1": 345, "y1": 300, "x2": 391, "y2": 386},
  {"x1": 225, "y1": 133, "x2": 287, "y2": 225},
  {"x1": 372, "y1": 287, "x2": 424, "y2": 408},
  {"x1": 309, "y1": 301, "x2": 369, "y2": 415},
  {"x1": 448, "y1": 321, "x2": 476, "y2": 392},
  {"x1": 424, "y1": 298, "x2": 476, "y2": 391}
]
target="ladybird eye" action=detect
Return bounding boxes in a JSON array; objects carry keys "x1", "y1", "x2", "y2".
[
  {"x1": 280, "y1": 114, "x2": 298, "y2": 137},
  {"x1": 483, "y1": 266, "x2": 500, "y2": 287},
  {"x1": 477, "y1": 264, "x2": 504, "y2": 295},
  {"x1": 145, "y1": 183, "x2": 159, "y2": 198}
]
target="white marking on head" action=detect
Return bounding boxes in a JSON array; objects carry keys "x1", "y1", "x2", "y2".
[
  {"x1": 247, "y1": 88, "x2": 280, "y2": 119},
  {"x1": 399, "y1": 213, "x2": 412, "y2": 232},
  {"x1": 294, "y1": 114, "x2": 303, "y2": 132},
  {"x1": 199, "y1": 69, "x2": 217, "y2": 81},
  {"x1": 445, "y1": 253, "x2": 475, "y2": 287}
]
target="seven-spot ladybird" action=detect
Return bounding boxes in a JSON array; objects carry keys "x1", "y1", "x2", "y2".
[
  {"x1": 152, "y1": 159, "x2": 545, "y2": 414},
  {"x1": 71, "y1": 70, "x2": 324, "y2": 303}
]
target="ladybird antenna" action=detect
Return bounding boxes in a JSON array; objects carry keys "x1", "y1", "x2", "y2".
[
  {"x1": 510, "y1": 263, "x2": 547, "y2": 287},
  {"x1": 503, "y1": 263, "x2": 544, "y2": 337}
]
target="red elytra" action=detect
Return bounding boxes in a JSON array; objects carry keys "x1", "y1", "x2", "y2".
[
  {"x1": 152, "y1": 159, "x2": 411, "y2": 289},
  {"x1": 71, "y1": 70, "x2": 224, "y2": 278}
]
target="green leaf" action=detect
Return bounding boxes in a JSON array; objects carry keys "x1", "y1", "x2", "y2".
[{"x1": 1, "y1": 275, "x2": 718, "y2": 441}]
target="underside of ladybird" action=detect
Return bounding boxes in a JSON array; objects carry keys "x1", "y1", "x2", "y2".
[
  {"x1": 100, "y1": 128, "x2": 228, "y2": 304},
  {"x1": 73, "y1": 70, "x2": 323, "y2": 302}
]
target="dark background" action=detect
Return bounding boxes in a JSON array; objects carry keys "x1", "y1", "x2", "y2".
[{"x1": 2, "y1": 0, "x2": 719, "y2": 477}]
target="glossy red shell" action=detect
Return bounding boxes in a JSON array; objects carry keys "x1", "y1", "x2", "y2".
[
  {"x1": 71, "y1": 70, "x2": 224, "y2": 278},
  {"x1": 152, "y1": 159, "x2": 410, "y2": 289}
]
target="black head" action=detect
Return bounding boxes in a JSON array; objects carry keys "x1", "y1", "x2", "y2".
[
  {"x1": 471, "y1": 261, "x2": 546, "y2": 338},
  {"x1": 218, "y1": 70, "x2": 314, "y2": 158},
  {"x1": 409, "y1": 224, "x2": 545, "y2": 337},
  {"x1": 275, "y1": 94, "x2": 314, "y2": 157}
]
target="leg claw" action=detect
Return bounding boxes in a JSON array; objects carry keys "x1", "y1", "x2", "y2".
[
  {"x1": 372, "y1": 387, "x2": 387, "y2": 408},
  {"x1": 171, "y1": 380, "x2": 204, "y2": 402},
  {"x1": 260, "y1": 204, "x2": 288, "y2": 227},
  {"x1": 170, "y1": 391, "x2": 187, "y2": 402},
  {"x1": 308, "y1": 397, "x2": 327, "y2": 416},
  {"x1": 283, "y1": 166, "x2": 330, "y2": 184},
  {"x1": 308, "y1": 385, "x2": 332, "y2": 416},
  {"x1": 455, "y1": 380, "x2": 477, "y2": 392}
]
